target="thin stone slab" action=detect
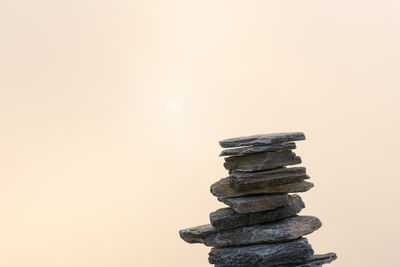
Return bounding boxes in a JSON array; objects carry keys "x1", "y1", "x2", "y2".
[
  {"x1": 218, "y1": 194, "x2": 292, "y2": 213},
  {"x1": 209, "y1": 237, "x2": 314, "y2": 266},
  {"x1": 224, "y1": 150, "x2": 301, "y2": 171},
  {"x1": 279, "y1": 253, "x2": 338, "y2": 267},
  {"x1": 219, "y1": 132, "x2": 305, "y2": 148},
  {"x1": 214, "y1": 253, "x2": 337, "y2": 267},
  {"x1": 219, "y1": 142, "x2": 296, "y2": 157},
  {"x1": 210, "y1": 194, "x2": 305, "y2": 231},
  {"x1": 230, "y1": 167, "x2": 309, "y2": 191},
  {"x1": 211, "y1": 177, "x2": 313, "y2": 198},
  {"x1": 179, "y1": 216, "x2": 321, "y2": 247}
]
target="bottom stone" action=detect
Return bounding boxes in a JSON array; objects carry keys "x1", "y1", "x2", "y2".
[
  {"x1": 209, "y1": 238, "x2": 314, "y2": 266},
  {"x1": 214, "y1": 252, "x2": 337, "y2": 267}
]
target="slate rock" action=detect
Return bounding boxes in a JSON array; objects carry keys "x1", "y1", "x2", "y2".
[
  {"x1": 224, "y1": 150, "x2": 301, "y2": 171},
  {"x1": 219, "y1": 132, "x2": 305, "y2": 148},
  {"x1": 211, "y1": 177, "x2": 313, "y2": 198},
  {"x1": 210, "y1": 194, "x2": 305, "y2": 231},
  {"x1": 218, "y1": 194, "x2": 292, "y2": 213},
  {"x1": 230, "y1": 167, "x2": 309, "y2": 191},
  {"x1": 279, "y1": 253, "x2": 338, "y2": 267},
  {"x1": 220, "y1": 142, "x2": 296, "y2": 157},
  {"x1": 179, "y1": 216, "x2": 321, "y2": 247},
  {"x1": 214, "y1": 253, "x2": 337, "y2": 267},
  {"x1": 208, "y1": 237, "x2": 314, "y2": 266}
]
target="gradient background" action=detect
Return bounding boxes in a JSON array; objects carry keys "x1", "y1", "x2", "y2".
[{"x1": 1, "y1": 1, "x2": 399, "y2": 266}]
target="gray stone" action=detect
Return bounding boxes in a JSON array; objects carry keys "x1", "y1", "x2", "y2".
[
  {"x1": 279, "y1": 253, "x2": 338, "y2": 267},
  {"x1": 219, "y1": 132, "x2": 305, "y2": 148},
  {"x1": 218, "y1": 194, "x2": 293, "y2": 213},
  {"x1": 210, "y1": 194, "x2": 305, "y2": 231},
  {"x1": 214, "y1": 253, "x2": 337, "y2": 267},
  {"x1": 224, "y1": 150, "x2": 301, "y2": 171},
  {"x1": 211, "y1": 177, "x2": 313, "y2": 197},
  {"x1": 209, "y1": 237, "x2": 314, "y2": 266},
  {"x1": 179, "y1": 216, "x2": 321, "y2": 247},
  {"x1": 220, "y1": 142, "x2": 296, "y2": 157},
  {"x1": 230, "y1": 167, "x2": 309, "y2": 191}
]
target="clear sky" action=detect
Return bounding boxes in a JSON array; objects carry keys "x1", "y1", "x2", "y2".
[{"x1": 1, "y1": 1, "x2": 400, "y2": 266}]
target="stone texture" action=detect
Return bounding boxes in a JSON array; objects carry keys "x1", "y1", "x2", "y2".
[
  {"x1": 224, "y1": 150, "x2": 301, "y2": 171},
  {"x1": 218, "y1": 194, "x2": 293, "y2": 213},
  {"x1": 214, "y1": 253, "x2": 337, "y2": 267},
  {"x1": 211, "y1": 177, "x2": 313, "y2": 198},
  {"x1": 230, "y1": 167, "x2": 309, "y2": 191},
  {"x1": 210, "y1": 194, "x2": 305, "y2": 231},
  {"x1": 208, "y1": 237, "x2": 314, "y2": 266},
  {"x1": 220, "y1": 142, "x2": 296, "y2": 157},
  {"x1": 179, "y1": 216, "x2": 321, "y2": 247},
  {"x1": 219, "y1": 132, "x2": 305, "y2": 148},
  {"x1": 279, "y1": 253, "x2": 337, "y2": 267}
]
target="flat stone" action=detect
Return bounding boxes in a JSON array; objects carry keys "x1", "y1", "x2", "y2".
[
  {"x1": 230, "y1": 167, "x2": 309, "y2": 191},
  {"x1": 220, "y1": 142, "x2": 296, "y2": 157},
  {"x1": 179, "y1": 216, "x2": 321, "y2": 247},
  {"x1": 211, "y1": 177, "x2": 313, "y2": 197},
  {"x1": 224, "y1": 150, "x2": 301, "y2": 171},
  {"x1": 214, "y1": 253, "x2": 337, "y2": 267},
  {"x1": 210, "y1": 194, "x2": 305, "y2": 231},
  {"x1": 279, "y1": 253, "x2": 338, "y2": 267},
  {"x1": 209, "y1": 237, "x2": 314, "y2": 266},
  {"x1": 218, "y1": 194, "x2": 293, "y2": 213},
  {"x1": 219, "y1": 132, "x2": 305, "y2": 148}
]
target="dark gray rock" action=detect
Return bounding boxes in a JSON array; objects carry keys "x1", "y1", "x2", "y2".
[
  {"x1": 210, "y1": 194, "x2": 305, "y2": 231},
  {"x1": 230, "y1": 167, "x2": 309, "y2": 191},
  {"x1": 214, "y1": 253, "x2": 337, "y2": 267},
  {"x1": 279, "y1": 253, "x2": 337, "y2": 267},
  {"x1": 179, "y1": 224, "x2": 215, "y2": 244},
  {"x1": 211, "y1": 177, "x2": 313, "y2": 198},
  {"x1": 219, "y1": 132, "x2": 305, "y2": 148},
  {"x1": 179, "y1": 216, "x2": 321, "y2": 247},
  {"x1": 224, "y1": 150, "x2": 301, "y2": 171},
  {"x1": 218, "y1": 194, "x2": 292, "y2": 213},
  {"x1": 209, "y1": 237, "x2": 314, "y2": 266},
  {"x1": 220, "y1": 142, "x2": 296, "y2": 157}
]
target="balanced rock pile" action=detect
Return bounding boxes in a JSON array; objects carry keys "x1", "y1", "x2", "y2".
[{"x1": 179, "y1": 132, "x2": 337, "y2": 266}]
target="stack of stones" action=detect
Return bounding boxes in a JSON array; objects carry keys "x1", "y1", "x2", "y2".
[{"x1": 179, "y1": 132, "x2": 337, "y2": 266}]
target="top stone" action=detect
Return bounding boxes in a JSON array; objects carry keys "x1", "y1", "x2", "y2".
[{"x1": 219, "y1": 132, "x2": 306, "y2": 148}]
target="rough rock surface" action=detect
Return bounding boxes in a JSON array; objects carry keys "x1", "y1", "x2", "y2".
[
  {"x1": 179, "y1": 216, "x2": 321, "y2": 247},
  {"x1": 208, "y1": 237, "x2": 314, "y2": 266},
  {"x1": 220, "y1": 142, "x2": 296, "y2": 157},
  {"x1": 211, "y1": 177, "x2": 313, "y2": 197},
  {"x1": 214, "y1": 253, "x2": 337, "y2": 267},
  {"x1": 224, "y1": 150, "x2": 301, "y2": 171},
  {"x1": 210, "y1": 194, "x2": 305, "y2": 231},
  {"x1": 279, "y1": 253, "x2": 337, "y2": 267},
  {"x1": 230, "y1": 167, "x2": 309, "y2": 190},
  {"x1": 219, "y1": 132, "x2": 305, "y2": 148},
  {"x1": 218, "y1": 194, "x2": 292, "y2": 213}
]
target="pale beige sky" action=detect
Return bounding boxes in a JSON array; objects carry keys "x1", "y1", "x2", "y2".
[{"x1": 1, "y1": 1, "x2": 400, "y2": 266}]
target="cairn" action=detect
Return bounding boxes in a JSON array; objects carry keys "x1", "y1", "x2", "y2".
[{"x1": 179, "y1": 132, "x2": 337, "y2": 266}]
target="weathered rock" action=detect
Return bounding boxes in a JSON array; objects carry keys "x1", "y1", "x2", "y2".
[
  {"x1": 220, "y1": 142, "x2": 296, "y2": 157},
  {"x1": 179, "y1": 216, "x2": 321, "y2": 247},
  {"x1": 231, "y1": 166, "x2": 306, "y2": 179},
  {"x1": 214, "y1": 253, "x2": 337, "y2": 267},
  {"x1": 211, "y1": 177, "x2": 313, "y2": 197},
  {"x1": 210, "y1": 194, "x2": 305, "y2": 231},
  {"x1": 219, "y1": 132, "x2": 305, "y2": 148},
  {"x1": 209, "y1": 237, "x2": 314, "y2": 266},
  {"x1": 218, "y1": 194, "x2": 293, "y2": 213},
  {"x1": 224, "y1": 150, "x2": 301, "y2": 171},
  {"x1": 230, "y1": 167, "x2": 309, "y2": 191},
  {"x1": 279, "y1": 253, "x2": 338, "y2": 267}
]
